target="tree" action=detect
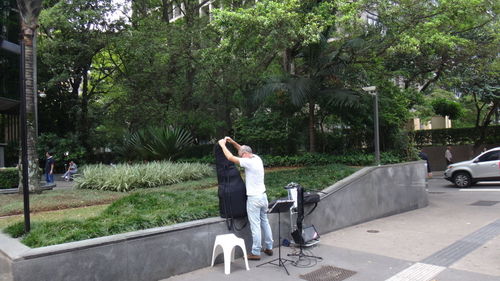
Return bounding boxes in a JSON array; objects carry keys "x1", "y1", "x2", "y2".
[
  {"x1": 16, "y1": 0, "x2": 42, "y2": 191},
  {"x1": 37, "y1": 0, "x2": 125, "y2": 152},
  {"x1": 211, "y1": 0, "x2": 361, "y2": 151},
  {"x1": 256, "y1": 31, "x2": 360, "y2": 152},
  {"x1": 373, "y1": 0, "x2": 499, "y2": 94},
  {"x1": 431, "y1": 98, "x2": 463, "y2": 120}
]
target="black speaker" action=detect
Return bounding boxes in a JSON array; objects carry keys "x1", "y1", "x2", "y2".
[{"x1": 291, "y1": 225, "x2": 320, "y2": 245}]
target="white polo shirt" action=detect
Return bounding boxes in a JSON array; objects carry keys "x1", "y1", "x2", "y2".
[{"x1": 239, "y1": 154, "x2": 266, "y2": 196}]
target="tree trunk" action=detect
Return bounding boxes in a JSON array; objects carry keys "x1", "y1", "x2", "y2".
[
  {"x1": 18, "y1": 27, "x2": 40, "y2": 192},
  {"x1": 308, "y1": 102, "x2": 316, "y2": 153},
  {"x1": 80, "y1": 66, "x2": 90, "y2": 152},
  {"x1": 283, "y1": 48, "x2": 292, "y2": 73}
]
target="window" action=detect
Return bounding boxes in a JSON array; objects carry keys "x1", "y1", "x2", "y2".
[{"x1": 478, "y1": 151, "x2": 500, "y2": 162}]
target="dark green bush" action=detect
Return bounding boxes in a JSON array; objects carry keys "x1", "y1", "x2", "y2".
[
  {"x1": 411, "y1": 126, "x2": 500, "y2": 146},
  {"x1": 178, "y1": 144, "x2": 214, "y2": 159},
  {"x1": 179, "y1": 151, "x2": 410, "y2": 167},
  {"x1": 0, "y1": 168, "x2": 18, "y2": 189}
]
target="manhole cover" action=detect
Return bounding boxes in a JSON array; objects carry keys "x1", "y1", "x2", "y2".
[
  {"x1": 470, "y1": 200, "x2": 500, "y2": 206},
  {"x1": 367, "y1": 230, "x2": 379, "y2": 233},
  {"x1": 300, "y1": 265, "x2": 356, "y2": 281}
]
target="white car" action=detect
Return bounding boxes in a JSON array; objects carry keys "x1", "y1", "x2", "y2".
[{"x1": 444, "y1": 147, "x2": 500, "y2": 188}]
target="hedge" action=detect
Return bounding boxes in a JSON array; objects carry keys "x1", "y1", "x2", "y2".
[
  {"x1": 179, "y1": 151, "x2": 408, "y2": 167},
  {"x1": 411, "y1": 126, "x2": 500, "y2": 146},
  {"x1": 0, "y1": 168, "x2": 18, "y2": 189}
]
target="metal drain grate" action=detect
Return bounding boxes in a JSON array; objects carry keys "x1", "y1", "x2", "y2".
[
  {"x1": 300, "y1": 265, "x2": 356, "y2": 281},
  {"x1": 428, "y1": 191, "x2": 445, "y2": 194},
  {"x1": 470, "y1": 200, "x2": 500, "y2": 206}
]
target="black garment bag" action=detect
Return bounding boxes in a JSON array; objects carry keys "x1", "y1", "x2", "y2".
[{"x1": 214, "y1": 144, "x2": 247, "y2": 221}]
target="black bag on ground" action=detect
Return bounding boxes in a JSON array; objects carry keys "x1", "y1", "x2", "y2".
[{"x1": 214, "y1": 144, "x2": 247, "y2": 219}]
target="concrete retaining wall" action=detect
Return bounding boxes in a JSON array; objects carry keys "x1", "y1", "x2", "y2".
[
  {"x1": 422, "y1": 144, "x2": 500, "y2": 171},
  {"x1": 0, "y1": 161, "x2": 428, "y2": 281}
]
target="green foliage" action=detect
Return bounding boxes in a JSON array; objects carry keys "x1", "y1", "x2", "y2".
[
  {"x1": 0, "y1": 168, "x2": 18, "y2": 189},
  {"x1": 6, "y1": 164, "x2": 356, "y2": 247},
  {"x1": 431, "y1": 98, "x2": 463, "y2": 120},
  {"x1": 234, "y1": 110, "x2": 302, "y2": 154},
  {"x1": 4, "y1": 222, "x2": 26, "y2": 237},
  {"x1": 75, "y1": 161, "x2": 214, "y2": 192},
  {"x1": 265, "y1": 164, "x2": 358, "y2": 200},
  {"x1": 411, "y1": 126, "x2": 500, "y2": 146},
  {"x1": 30, "y1": 0, "x2": 499, "y2": 167},
  {"x1": 37, "y1": 133, "x2": 86, "y2": 170},
  {"x1": 4, "y1": 141, "x2": 19, "y2": 167},
  {"x1": 263, "y1": 152, "x2": 408, "y2": 167},
  {"x1": 121, "y1": 126, "x2": 194, "y2": 161},
  {"x1": 177, "y1": 144, "x2": 215, "y2": 159},
  {"x1": 180, "y1": 151, "x2": 410, "y2": 167}
]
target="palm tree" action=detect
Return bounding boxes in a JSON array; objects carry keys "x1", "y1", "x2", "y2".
[
  {"x1": 17, "y1": 0, "x2": 43, "y2": 191},
  {"x1": 256, "y1": 32, "x2": 359, "y2": 152}
]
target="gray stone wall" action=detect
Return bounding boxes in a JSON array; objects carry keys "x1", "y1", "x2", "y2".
[{"x1": 0, "y1": 161, "x2": 427, "y2": 281}]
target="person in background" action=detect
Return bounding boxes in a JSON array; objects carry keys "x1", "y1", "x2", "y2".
[
  {"x1": 62, "y1": 161, "x2": 78, "y2": 181},
  {"x1": 45, "y1": 151, "x2": 55, "y2": 185},
  {"x1": 218, "y1": 137, "x2": 273, "y2": 261},
  {"x1": 445, "y1": 146, "x2": 453, "y2": 166},
  {"x1": 418, "y1": 149, "x2": 432, "y2": 178}
]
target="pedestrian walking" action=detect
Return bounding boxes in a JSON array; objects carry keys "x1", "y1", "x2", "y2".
[{"x1": 445, "y1": 146, "x2": 453, "y2": 166}]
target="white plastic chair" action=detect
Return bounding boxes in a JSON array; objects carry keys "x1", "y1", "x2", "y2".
[{"x1": 210, "y1": 233, "x2": 250, "y2": 274}]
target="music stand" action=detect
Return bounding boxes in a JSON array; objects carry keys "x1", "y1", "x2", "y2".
[{"x1": 257, "y1": 199, "x2": 295, "y2": 275}]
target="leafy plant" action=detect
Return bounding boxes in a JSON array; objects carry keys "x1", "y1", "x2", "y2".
[
  {"x1": 122, "y1": 126, "x2": 194, "y2": 161},
  {"x1": 75, "y1": 161, "x2": 214, "y2": 192},
  {"x1": 179, "y1": 152, "x2": 410, "y2": 167},
  {"x1": 0, "y1": 168, "x2": 18, "y2": 189},
  {"x1": 431, "y1": 98, "x2": 463, "y2": 120}
]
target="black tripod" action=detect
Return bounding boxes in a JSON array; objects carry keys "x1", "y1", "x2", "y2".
[
  {"x1": 288, "y1": 185, "x2": 322, "y2": 264},
  {"x1": 257, "y1": 200, "x2": 295, "y2": 275}
]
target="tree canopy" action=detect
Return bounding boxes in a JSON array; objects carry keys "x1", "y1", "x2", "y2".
[{"x1": 25, "y1": 0, "x2": 499, "y2": 161}]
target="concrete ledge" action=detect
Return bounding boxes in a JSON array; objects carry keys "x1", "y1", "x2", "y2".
[{"x1": 0, "y1": 161, "x2": 428, "y2": 281}]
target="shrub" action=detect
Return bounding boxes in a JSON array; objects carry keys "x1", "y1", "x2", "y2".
[
  {"x1": 75, "y1": 161, "x2": 214, "y2": 192},
  {"x1": 179, "y1": 152, "x2": 410, "y2": 167},
  {"x1": 411, "y1": 126, "x2": 500, "y2": 146},
  {"x1": 0, "y1": 168, "x2": 18, "y2": 189},
  {"x1": 120, "y1": 126, "x2": 194, "y2": 161},
  {"x1": 261, "y1": 152, "x2": 408, "y2": 167}
]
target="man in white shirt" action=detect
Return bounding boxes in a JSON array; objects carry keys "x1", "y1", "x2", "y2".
[
  {"x1": 218, "y1": 137, "x2": 273, "y2": 260},
  {"x1": 445, "y1": 146, "x2": 453, "y2": 166}
]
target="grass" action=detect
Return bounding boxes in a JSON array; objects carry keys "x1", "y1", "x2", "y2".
[
  {"x1": 3, "y1": 164, "x2": 358, "y2": 248},
  {"x1": 0, "y1": 189, "x2": 126, "y2": 217},
  {"x1": 0, "y1": 205, "x2": 108, "y2": 230}
]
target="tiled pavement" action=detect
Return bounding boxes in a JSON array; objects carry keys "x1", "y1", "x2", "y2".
[{"x1": 164, "y1": 175, "x2": 500, "y2": 281}]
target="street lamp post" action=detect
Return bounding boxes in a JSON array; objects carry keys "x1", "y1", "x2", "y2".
[{"x1": 362, "y1": 86, "x2": 380, "y2": 166}]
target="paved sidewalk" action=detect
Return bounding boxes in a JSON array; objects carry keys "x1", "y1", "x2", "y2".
[{"x1": 164, "y1": 176, "x2": 500, "y2": 281}]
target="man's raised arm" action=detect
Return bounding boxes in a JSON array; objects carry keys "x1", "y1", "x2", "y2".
[
  {"x1": 225, "y1": 137, "x2": 242, "y2": 151},
  {"x1": 218, "y1": 139, "x2": 240, "y2": 165}
]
